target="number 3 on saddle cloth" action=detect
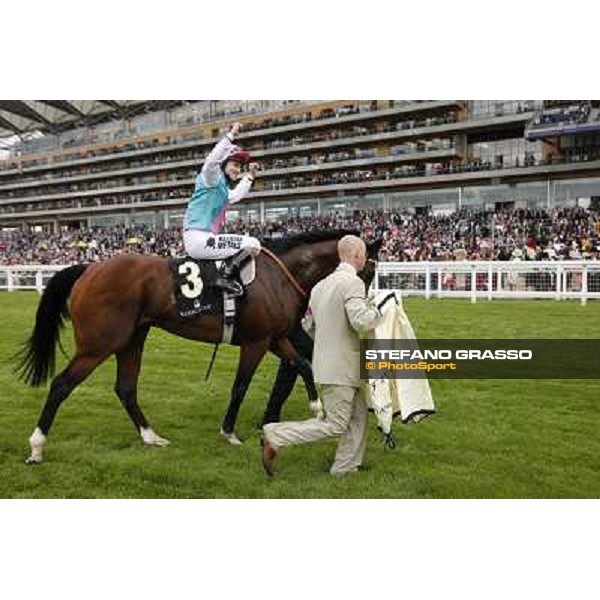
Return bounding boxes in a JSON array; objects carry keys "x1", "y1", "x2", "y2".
[{"x1": 169, "y1": 256, "x2": 257, "y2": 341}]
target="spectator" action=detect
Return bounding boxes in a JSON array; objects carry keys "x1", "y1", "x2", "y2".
[{"x1": 2, "y1": 206, "x2": 600, "y2": 265}]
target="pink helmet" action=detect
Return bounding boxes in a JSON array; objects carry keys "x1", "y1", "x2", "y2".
[{"x1": 224, "y1": 145, "x2": 251, "y2": 164}]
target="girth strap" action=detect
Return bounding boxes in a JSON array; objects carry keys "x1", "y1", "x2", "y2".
[{"x1": 222, "y1": 293, "x2": 236, "y2": 343}]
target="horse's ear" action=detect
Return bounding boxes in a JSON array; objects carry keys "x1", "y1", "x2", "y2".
[{"x1": 367, "y1": 236, "x2": 384, "y2": 258}]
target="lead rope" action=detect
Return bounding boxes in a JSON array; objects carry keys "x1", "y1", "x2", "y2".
[{"x1": 383, "y1": 432, "x2": 396, "y2": 450}]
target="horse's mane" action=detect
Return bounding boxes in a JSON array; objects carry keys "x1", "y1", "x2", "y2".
[{"x1": 261, "y1": 229, "x2": 360, "y2": 255}]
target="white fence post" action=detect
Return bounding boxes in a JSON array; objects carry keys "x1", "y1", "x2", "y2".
[
  {"x1": 582, "y1": 264, "x2": 588, "y2": 306},
  {"x1": 471, "y1": 264, "x2": 477, "y2": 303},
  {"x1": 425, "y1": 264, "x2": 431, "y2": 300},
  {"x1": 35, "y1": 271, "x2": 43, "y2": 294},
  {"x1": 0, "y1": 265, "x2": 67, "y2": 293}
]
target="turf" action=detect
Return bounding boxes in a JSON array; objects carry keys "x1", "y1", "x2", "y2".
[{"x1": 0, "y1": 293, "x2": 598, "y2": 498}]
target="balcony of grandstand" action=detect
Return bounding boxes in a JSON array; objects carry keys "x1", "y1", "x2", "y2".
[
  {"x1": 525, "y1": 101, "x2": 600, "y2": 140},
  {"x1": 0, "y1": 100, "x2": 599, "y2": 234}
]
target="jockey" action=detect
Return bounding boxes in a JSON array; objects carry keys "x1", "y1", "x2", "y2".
[{"x1": 183, "y1": 122, "x2": 261, "y2": 296}]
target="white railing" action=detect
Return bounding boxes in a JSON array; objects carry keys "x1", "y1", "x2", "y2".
[
  {"x1": 374, "y1": 260, "x2": 600, "y2": 305},
  {"x1": 0, "y1": 265, "x2": 68, "y2": 293},
  {"x1": 3, "y1": 261, "x2": 600, "y2": 305}
]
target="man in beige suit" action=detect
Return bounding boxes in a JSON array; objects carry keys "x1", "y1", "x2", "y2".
[{"x1": 262, "y1": 235, "x2": 382, "y2": 476}]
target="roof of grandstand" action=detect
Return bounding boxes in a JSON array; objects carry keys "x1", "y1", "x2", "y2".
[{"x1": 0, "y1": 101, "x2": 192, "y2": 142}]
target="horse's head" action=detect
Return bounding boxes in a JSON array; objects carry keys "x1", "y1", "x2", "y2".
[
  {"x1": 263, "y1": 229, "x2": 382, "y2": 296},
  {"x1": 358, "y1": 236, "x2": 384, "y2": 292}
]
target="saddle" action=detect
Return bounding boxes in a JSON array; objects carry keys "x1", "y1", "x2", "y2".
[{"x1": 170, "y1": 252, "x2": 256, "y2": 343}]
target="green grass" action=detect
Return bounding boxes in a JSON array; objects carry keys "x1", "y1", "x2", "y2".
[{"x1": 1, "y1": 293, "x2": 599, "y2": 498}]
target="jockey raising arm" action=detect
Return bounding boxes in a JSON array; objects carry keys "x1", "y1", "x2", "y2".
[
  {"x1": 183, "y1": 123, "x2": 262, "y2": 295},
  {"x1": 201, "y1": 122, "x2": 258, "y2": 198}
]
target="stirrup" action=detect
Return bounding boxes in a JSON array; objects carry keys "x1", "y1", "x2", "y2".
[{"x1": 214, "y1": 277, "x2": 244, "y2": 297}]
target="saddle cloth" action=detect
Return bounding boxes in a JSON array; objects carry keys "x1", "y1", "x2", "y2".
[{"x1": 170, "y1": 255, "x2": 256, "y2": 319}]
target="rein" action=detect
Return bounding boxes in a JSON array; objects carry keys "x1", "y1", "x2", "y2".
[{"x1": 261, "y1": 247, "x2": 307, "y2": 299}]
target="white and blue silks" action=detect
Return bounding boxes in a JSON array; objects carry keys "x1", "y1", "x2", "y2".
[
  {"x1": 184, "y1": 135, "x2": 253, "y2": 233},
  {"x1": 363, "y1": 291, "x2": 436, "y2": 445},
  {"x1": 182, "y1": 135, "x2": 259, "y2": 261}
]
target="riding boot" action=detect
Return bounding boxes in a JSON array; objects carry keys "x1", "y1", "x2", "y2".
[
  {"x1": 213, "y1": 249, "x2": 252, "y2": 297},
  {"x1": 221, "y1": 248, "x2": 252, "y2": 276}
]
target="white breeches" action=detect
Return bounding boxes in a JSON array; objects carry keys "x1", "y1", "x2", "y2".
[{"x1": 183, "y1": 229, "x2": 261, "y2": 260}]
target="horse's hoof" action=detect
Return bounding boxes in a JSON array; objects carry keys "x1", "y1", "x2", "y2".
[
  {"x1": 220, "y1": 429, "x2": 243, "y2": 446},
  {"x1": 310, "y1": 398, "x2": 325, "y2": 420},
  {"x1": 143, "y1": 436, "x2": 170, "y2": 447},
  {"x1": 152, "y1": 436, "x2": 171, "y2": 447},
  {"x1": 25, "y1": 456, "x2": 42, "y2": 466},
  {"x1": 141, "y1": 428, "x2": 170, "y2": 447}
]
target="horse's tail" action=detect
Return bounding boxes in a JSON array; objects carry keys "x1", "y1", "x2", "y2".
[{"x1": 14, "y1": 264, "x2": 88, "y2": 387}]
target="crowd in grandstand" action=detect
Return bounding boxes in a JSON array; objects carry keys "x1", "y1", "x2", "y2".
[
  {"x1": 530, "y1": 102, "x2": 592, "y2": 128},
  {"x1": 2, "y1": 207, "x2": 599, "y2": 265}
]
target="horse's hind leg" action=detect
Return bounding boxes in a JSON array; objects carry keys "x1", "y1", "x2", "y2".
[
  {"x1": 26, "y1": 354, "x2": 104, "y2": 465},
  {"x1": 114, "y1": 326, "x2": 169, "y2": 447}
]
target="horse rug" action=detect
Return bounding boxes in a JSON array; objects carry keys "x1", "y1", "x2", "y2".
[{"x1": 363, "y1": 291, "x2": 436, "y2": 437}]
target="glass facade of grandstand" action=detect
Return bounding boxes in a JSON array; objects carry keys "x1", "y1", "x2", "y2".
[{"x1": 1, "y1": 99, "x2": 600, "y2": 233}]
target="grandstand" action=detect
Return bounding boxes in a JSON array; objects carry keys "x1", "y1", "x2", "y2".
[{"x1": 1, "y1": 99, "x2": 600, "y2": 242}]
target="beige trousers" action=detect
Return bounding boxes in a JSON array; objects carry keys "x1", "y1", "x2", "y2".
[{"x1": 263, "y1": 385, "x2": 367, "y2": 475}]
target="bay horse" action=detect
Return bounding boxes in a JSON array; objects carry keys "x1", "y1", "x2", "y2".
[{"x1": 16, "y1": 229, "x2": 381, "y2": 464}]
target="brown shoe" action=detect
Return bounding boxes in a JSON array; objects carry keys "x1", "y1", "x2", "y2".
[{"x1": 261, "y1": 436, "x2": 277, "y2": 477}]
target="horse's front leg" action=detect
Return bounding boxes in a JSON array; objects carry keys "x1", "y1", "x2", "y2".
[
  {"x1": 221, "y1": 339, "x2": 270, "y2": 445},
  {"x1": 270, "y1": 337, "x2": 323, "y2": 419}
]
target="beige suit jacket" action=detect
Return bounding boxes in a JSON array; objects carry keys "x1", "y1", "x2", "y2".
[{"x1": 303, "y1": 262, "x2": 381, "y2": 387}]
